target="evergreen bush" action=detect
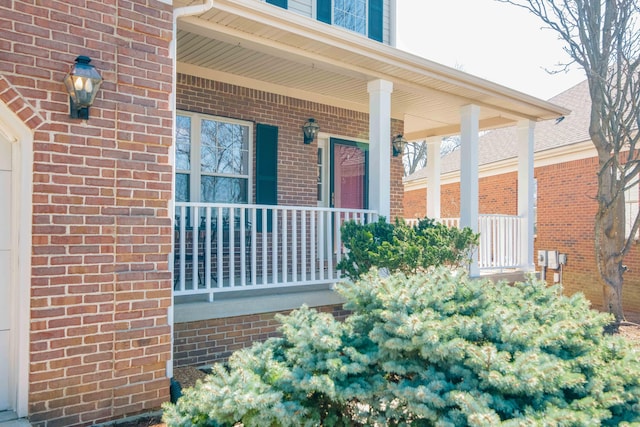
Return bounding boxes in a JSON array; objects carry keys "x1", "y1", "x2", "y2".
[
  {"x1": 163, "y1": 269, "x2": 640, "y2": 426},
  {"x1": 336, "y1": 218, "x2": 478, "y2": 281}
]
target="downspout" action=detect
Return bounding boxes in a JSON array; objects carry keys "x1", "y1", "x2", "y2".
[{"x1": 166, "y1": 0, "x2": 215, "y2": 381}]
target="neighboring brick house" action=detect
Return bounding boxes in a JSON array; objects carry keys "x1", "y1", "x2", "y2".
[
  {"x1": 404, "y1": 80, "x2": 640, "y2": 317},
  {"x1": 1, "y1": 0, "x2": 567, "y2": 425}
]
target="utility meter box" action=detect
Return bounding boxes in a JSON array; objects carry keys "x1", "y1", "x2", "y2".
[
  {"x1": 547, "y1": 250, "x2": 559, "y2": 269},
  {"x1": 537, "y1": 250, "x2": 547, "y2": 267}
]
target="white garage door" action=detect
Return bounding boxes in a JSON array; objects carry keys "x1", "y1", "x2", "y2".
[{"x1": 0, "y1": 134, "x2": 12, "y2": 411}]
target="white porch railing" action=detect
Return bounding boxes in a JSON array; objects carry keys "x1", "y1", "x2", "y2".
[
  {"x1": 405, "y1": 215, "x2": 525, "y2": 271},
  {"x1": 173, "y1": 202, "x2": 378, "y2": 300}
]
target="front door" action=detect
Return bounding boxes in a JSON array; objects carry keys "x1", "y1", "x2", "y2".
[
  {"x1": 330, "y1": 138, "x2": 368, "y2": 210},
  {"x1": 0, "y1": 133, "x2": 12, "y2": 411}
]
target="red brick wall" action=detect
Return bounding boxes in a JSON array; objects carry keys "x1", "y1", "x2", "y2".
[
  {"x1": 534, "y1": 157, "x2": 640, "y2": 315},
  {"x1": 403, "y1": 158, "x2": 640, "y2": 316},
  {"x1": 176, "y1": 74, "x2": 405, "y2": 219},
  {"x1": 1, "y1": 1, "x2": 174, "y2": 425},
  {"x1": 174, "y1": 305, "x2": 351, "y2": 367},
  {"x1": 403, "y1": 172, "x2": 517, "y2": 219}
]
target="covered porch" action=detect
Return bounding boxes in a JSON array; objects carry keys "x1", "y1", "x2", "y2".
[{"x1": 171, "y1": 0, "x2": 569, "y2": 301}]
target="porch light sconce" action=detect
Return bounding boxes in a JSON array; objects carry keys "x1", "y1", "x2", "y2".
[
  {"x1": 303, "y1": 118, "x2": 320, "y2": 144},
  {"x1": 63, "y1": 55, "x2": 103, "y2": 120},
  {"x1": 392, "y1": 134, "x2": 407, "y2": 157}
]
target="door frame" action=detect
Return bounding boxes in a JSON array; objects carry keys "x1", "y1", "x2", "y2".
[
  {"x1": 329, "y1": 137, "x2": 369, "y2": 210},
  {"x1": 0, "y1": 101, "x2": 32, "y2": 418}
]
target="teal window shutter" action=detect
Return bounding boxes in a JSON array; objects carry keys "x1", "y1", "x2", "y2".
[
  {"x1": 368, "y1": 0, "x2": 383, "y2": 42},
  {"x1": 266, "y1": 0, "x2": 288, "y2": 8},
  {"x1": 317, "y1": 0, "x2": 331, "y2": 24},
  {"x1": 256, "y1": 124, "x2": 278, "y2": 231}
]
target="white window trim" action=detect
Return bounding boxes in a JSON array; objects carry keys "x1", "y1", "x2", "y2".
[
  {"x1": 176, "y1": 111, "x2": 253, "y2": 204},
  {"x1": 625, "y1": 175, "x2": 639, "y2": 241}
]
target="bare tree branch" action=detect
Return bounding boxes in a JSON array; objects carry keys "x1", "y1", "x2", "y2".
[{"x1": 498, "y1": 0, "x2": 640, "y2": 321}]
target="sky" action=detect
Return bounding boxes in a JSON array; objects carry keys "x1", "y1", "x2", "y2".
[{"x1": 395, "y1": 0, "x2": 586, "y2": 100}]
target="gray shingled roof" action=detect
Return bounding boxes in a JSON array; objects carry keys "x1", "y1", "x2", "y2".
[{"x1": 405, "y1": 79, "x2": 590, "y2": 181}]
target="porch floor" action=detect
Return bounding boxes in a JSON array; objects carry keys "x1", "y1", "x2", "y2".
[{"x1": 173, "y1": 268, "x2": 538, "y2": 324}]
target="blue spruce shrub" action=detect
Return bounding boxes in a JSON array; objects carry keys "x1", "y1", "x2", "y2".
[{"x1": 163, "y1": 269, "x2": 640, "y2": 426}]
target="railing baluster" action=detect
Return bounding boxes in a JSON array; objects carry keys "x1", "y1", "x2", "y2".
[
  {"x1": 205, "y1": 207, "x2": 211, "y2": 290},
  {"x1": 272, "y1": 208, "x2": 278, "y2": 284},
  {"x1": 310, "y1": 211, "x2": 316, "y2": 281},
  {"x1": 192, "y1": 206, "x2": 199, "y2": 291},
  {"x1": 216, "y1": 207, "x2": 223, "y2": 288},
  {"x1": 240, "y1": 207, "x2": 246, "y2": 287},
  {"x1": 292, "y1": 210, "x2": 297, "y2": 283},
  {"x1": 282, "y1": 209, "x2": 288, "y2": 285},
  {"x1": 301, "y1": 210, "x2": 306, "y2": 282},
  {"x1": 229, "y1": 207, "x2": 235, "y2": 288},
  {"x1": 261, "y1": 207, "x2": 267, "y2": 285},
  {"x1": 251, "y1": 208, "x2": 257, "y2": 286},
  {"x1": 178, "y1": 205, "x2": 186, "y2": 292},
  {"x1": 318, "y1": 211, "x2": 325, "y2": 281},
  {"x1": 335, "y1": 211, "x2": 344, "y2": 278}
]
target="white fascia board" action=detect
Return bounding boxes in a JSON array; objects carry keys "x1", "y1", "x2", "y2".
[
  {"x1": 406, "y1": 139, "x2": 597, "y2": 190},
  {"x1": 184, "y1": 0, "x2": 568, "y2": 119}
]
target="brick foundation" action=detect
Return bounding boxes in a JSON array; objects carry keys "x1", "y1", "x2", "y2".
[{"x1": 173, "y1": 305, "x2": 351, "y2": 367}]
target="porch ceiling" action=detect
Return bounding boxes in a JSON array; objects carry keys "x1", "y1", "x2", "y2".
[{"x1": 174, "y1": 0, "x2": 570, "y2": 140}]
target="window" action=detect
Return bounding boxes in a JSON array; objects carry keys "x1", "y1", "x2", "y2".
[
  {"x1": 175, "y1": 112, "x2": 251, "y2": 204},
  {"x1": 317, "y1": 0, "x2": 383, "y2": 42},
  {"x1": 334, "y1": 0, "x2": 366, "y2": 35},
  {"x1": 625, "y1": 175, "x2": 639, "y2": 240}
]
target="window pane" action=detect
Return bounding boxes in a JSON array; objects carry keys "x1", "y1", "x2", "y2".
[
  {"x1": 334, "y1": 0, "x2": 366, "y2": 34},
  {"x1": 175, "y1": 115, "x2": 191, "y2": 171},
  {"x1": 201, "y1": 176, "x2": 248, "y2": 203},
  {"x1": 201, "y1": 119, "x2": 249, "y2": 175},
  {"x1": 175, "y1": 173, "x2": 190, "y2": 202}
]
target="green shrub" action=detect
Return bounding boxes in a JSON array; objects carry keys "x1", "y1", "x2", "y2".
[
  {"x1": 336, "y1": 217, "x2": 478, "y2": 281},
  {"x1": 163, "y1": 269, "x2": 640, "y2": 426}
]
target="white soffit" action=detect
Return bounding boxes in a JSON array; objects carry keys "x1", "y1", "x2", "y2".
[{"x1": 174, "y1": 0, "x2": 570, "y2": 137}]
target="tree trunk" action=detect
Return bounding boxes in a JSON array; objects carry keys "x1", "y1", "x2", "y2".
[{"x1": 594, "y1": 158, "x2": 626, "y2": 323}]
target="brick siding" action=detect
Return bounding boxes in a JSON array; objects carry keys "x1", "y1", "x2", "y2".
[
  {"x1": 172, "y1": 75, "x2": 404, "y2": 367},
  {"x1": 1, "y1": 1, "x2": 174, "y2": 425},
  {"x1": 174, "y1": 305, "x2": 351, "y2": 367},
  {"x1": 403, "y1": 158, "x2": 640, "y2": 315},
  {"x1": 176, "y1": 74, "x2": 405, "y2": 220}
]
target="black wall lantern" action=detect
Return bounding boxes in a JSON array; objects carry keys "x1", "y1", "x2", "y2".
[
  {"x1": 63, "y1": 56, "x2": 103, "y2": 120},
  {"x1": 392, "y1": 134, "x2": 407, "y2": 157},
  {"x1": 303, "y1": 118, "x2": 320, "y2": 144}
]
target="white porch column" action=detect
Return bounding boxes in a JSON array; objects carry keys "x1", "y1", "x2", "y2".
[
  {"x1": 517, "y1": 120, "x2": 536, "y2": 271},
  {"x1": 426, "y1": 137, "x2": 441, "y2": 219},
  {"x1": 460, "y1": 104, "x2": 480, "y2": 276},
  {"x1": 367, "y1": 79, "x2": 393, "y2": 220}
]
